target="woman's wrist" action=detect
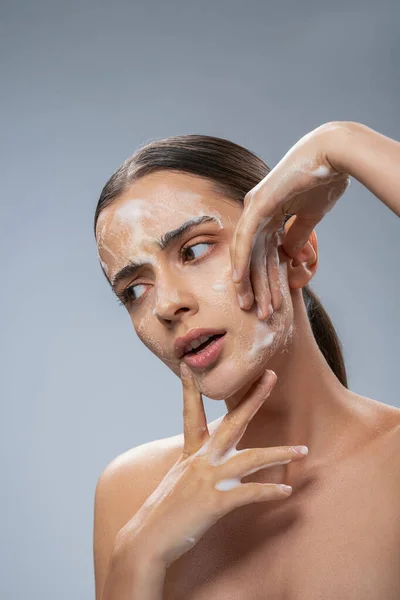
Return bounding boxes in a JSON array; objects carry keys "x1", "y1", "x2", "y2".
[
  {"x1": 104, "y1": 537, "x2": 167, "y2": 600},
  {"x1": 321, "y1": 120, "x2": 359, "y2": 175}
]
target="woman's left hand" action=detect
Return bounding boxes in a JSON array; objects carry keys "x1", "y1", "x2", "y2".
[{"x1": 230, "y1": 122, "x2": 350, "y2": 319}]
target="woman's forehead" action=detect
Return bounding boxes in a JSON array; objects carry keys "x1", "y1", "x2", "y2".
[
  {"x1": 116, "y1": 170, "x2": 221, "y2": 212},
  {"x1": 96, "y1": 171, "x2": 224, "y2": 236},
  {"x1": 96, "y1": 192, "x2": 224, "y2": 249}
]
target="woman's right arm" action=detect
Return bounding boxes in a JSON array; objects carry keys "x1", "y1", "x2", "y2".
[
  {"x1": 93, "y1": 441, "x2": 171, "y2": 600},
  {"x1": 98, "y1": 366, "x2": 307, "y2": 599},
  {"x1": 101, "y1": 540, "x2": 166, "y2": 600}
]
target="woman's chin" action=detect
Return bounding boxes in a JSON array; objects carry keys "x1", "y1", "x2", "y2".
[
  {"x1": 196, "y1": 357, "x2": 273, "y2": 402},
  {"x1": 196, "y1": 368, "x2": 257, "y2": 401}
]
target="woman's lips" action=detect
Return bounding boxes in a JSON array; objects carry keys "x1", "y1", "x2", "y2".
[
  {"x1": 183, "y1": 334, "x2": 226, "y2": 369},
  {"x1": 175, "y1": 328, "x2": 226, "y2": 359}
]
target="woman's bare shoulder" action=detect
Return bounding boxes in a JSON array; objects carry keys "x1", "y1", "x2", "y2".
[
  {"x1": 99, "y1": 418, "x2": 223, "y2": 533},
  {"x1": 354, "y1": 393, "x2": 400, "y2": 462}
]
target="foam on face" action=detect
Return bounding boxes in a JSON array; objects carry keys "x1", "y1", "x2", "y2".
[
  {"x1": 97, "y1": 193, "x2": 226, "y2": 362},
  {"x1": 96, "y1": 189, "x2": 224, "y2": 281},
  {"x1": 183, "y1": 251, "x2": 291, "y2": 401},
  {"x1": 211, "y1": 282, "x2": 227, "y2": 292},
  {"x1": 97, "y1": 179, "x2": 294, "y2": 403},
  {"x1": 247, "y1": 320, "x2": 276, "y2": 361}
]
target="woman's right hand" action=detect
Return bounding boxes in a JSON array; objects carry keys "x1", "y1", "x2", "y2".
[{"x1": 117, "y1": 366, "x2": 308, "y2": 568}]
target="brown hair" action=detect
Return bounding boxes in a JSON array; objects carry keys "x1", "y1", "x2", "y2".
[{"x1": 94, "y1": 134, "x2": 347, "y2": 387}]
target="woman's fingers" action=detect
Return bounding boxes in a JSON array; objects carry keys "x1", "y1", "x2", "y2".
[
  {"x1": 180, "y1": 363, "x2": 210, "y2": 456},
  {"x1": 249, "y1": 232, "x2": 271, "y2": 320},
  {"x1": 237, "y1": 270, "x2": 255, "y2": 311},
  {"x1": 231, "y1": 201, "x2": 271, "y2": 285},
  {"x1": 281, "y1": 177, "x2": 348, "y2": 257},
  {"x1": 266, "y1": 231, "x2": 282, "y2": 311},
  {"x1": 214, "y1": 445, "x2": 307, "y2": 481},
  {"x1": 229, "y1": 222, "x2": 254, "y2": 310},
  {"x1": 231, "y1": 192, "x2": 285, "y2": 315},
  {"x1": 282, "y1": 213, "x2": 320, "y2": 258},
  {"x1": 211, "y1": 370, "x2": 277, "y2": 454}
]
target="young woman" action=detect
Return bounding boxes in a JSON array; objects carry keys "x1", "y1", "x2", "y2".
[{"x1": 93, "y1": 121, "x2": 400, "y2": 600}]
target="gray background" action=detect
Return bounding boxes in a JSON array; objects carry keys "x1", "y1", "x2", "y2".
[{"x1": 1, "y1": 1, "x2": 399, "y2": 598}]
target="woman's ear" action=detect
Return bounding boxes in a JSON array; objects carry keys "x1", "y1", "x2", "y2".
[{"x1": 280, "y1": 216, "x2": 319, "y2": 289}]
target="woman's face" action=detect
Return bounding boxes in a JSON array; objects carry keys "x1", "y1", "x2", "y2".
[{"x1": 96, "y1": 170, "x2": 294, "y2": 400}]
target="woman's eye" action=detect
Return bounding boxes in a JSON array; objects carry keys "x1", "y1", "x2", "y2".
[
  {"x1": 121, "y1": 242, "x2": 214, "y2": 306},
  {"x1": 182, "y1": 242, "x2": 213, "y2": 262},
  {"x1": 126, "y1": 283, "x2": 147, "y2": 303}
]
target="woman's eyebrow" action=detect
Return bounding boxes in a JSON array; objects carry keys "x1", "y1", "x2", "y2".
[{"x1": 110, "y1": 214, "x2": 221, "y2": 292}]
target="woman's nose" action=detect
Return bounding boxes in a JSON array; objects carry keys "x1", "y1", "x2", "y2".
[{"x1": 153, "y1": 283, "x2": 197, "y2": 322}]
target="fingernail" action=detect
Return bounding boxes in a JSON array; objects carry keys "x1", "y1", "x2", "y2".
[
  {"x1": 268, "y1": 304, "x2": 273, "y2": 317},
  {"x1": 237, "y1": 294, "x2": 244, "y2": 308},
  {"x1": 293, "y1": 445, "x2": 308, "y2": 455},
  {"x1": 262, "y1": 370, "x2": 275, "y2": 383},
  {"x1": 180, "y1": 363, "x2": 190, "y2": 377},
  {"x1": 257, "y1": 305, "x2": 264, "y2": 319},
  {"x1": 280, "y1": 484, "x2": 292, "y2": 494},
  {"x1": 232, "y1": 268, "x2": 240, "y2": 283}
]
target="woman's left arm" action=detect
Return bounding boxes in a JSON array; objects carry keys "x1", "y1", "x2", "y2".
[
  {"x1": 330, "y1": 121, "x2": 400, "y2": 218},
  {"x1": 230, "y1": 121, "x2": 399, "y2": 320}
]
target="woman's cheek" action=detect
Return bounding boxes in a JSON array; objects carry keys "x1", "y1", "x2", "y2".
[
  {"x1": 133, "y1": 310, "x2": 164, "y2": 357},
  {"x1": 195, "y1": 256, "x2": 235, "y2": 305}
]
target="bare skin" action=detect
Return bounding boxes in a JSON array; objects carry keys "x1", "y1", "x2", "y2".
[
  {"x1": 162, "y1": 407, "x2": 400, "y2": 600},
  {"x1": 95, "y1": 122, "x2": 400, "y2": 599},
  {"x1": 104, "y1": 395, "x2": 400, "y2": 600}
]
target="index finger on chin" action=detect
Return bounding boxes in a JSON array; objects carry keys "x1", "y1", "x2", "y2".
[{"x1": 180, "y1": 363, "x2": 210, "y2": 456}]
